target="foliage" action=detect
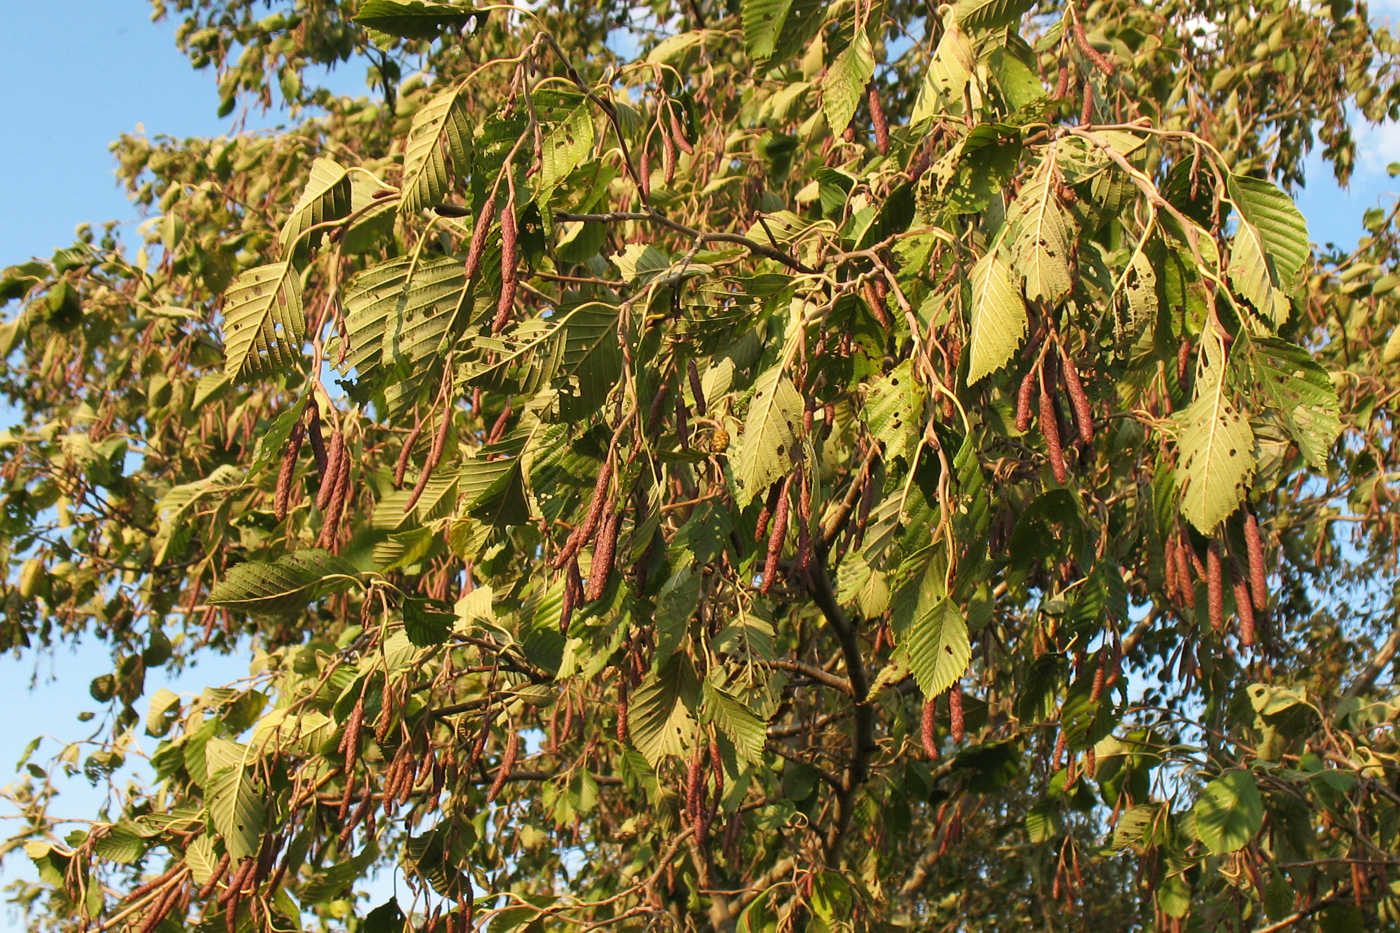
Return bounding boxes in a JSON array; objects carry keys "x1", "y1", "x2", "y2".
[{"x1": 4, "y1": 0, "x2": 1400, "y2": 930}]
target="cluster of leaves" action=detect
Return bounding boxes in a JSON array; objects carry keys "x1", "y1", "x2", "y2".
[{"x1": 3, "y1": 0, "x2": 1400, "y2": 930}]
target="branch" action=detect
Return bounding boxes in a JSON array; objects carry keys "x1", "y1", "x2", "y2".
[
  {"x1": 806, "y1": 542, "x2": 875, "y2": 867},
  {"x1": 555, "y1": 210, "x2": 818, "y2": 274},
  {"x1": 761, "y1": 658, "x2": 854, "y2": 696},
  {"x1": 1344, "y1": 623, "x2": 1400, "y2": 699}
]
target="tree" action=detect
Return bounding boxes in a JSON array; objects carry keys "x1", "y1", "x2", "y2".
[{"x1": 4, "y1": 0, "x2": 1400, "y2": 929}]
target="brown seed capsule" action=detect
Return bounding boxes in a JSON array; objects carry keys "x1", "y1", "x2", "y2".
[
  {"x1": 317, "y1": 446, "x2": 352, "y2": 550},
  {"x1": 1206, "y1": 541, "x2": 1224, "y2": 633},
  {"x1": 921, "y1": 697, "x2": 938, "y2": 759},
  {"x1": 1244, "y1": 511, "x2": 1268, "y2": 610},
  {"x1": 486, "y1": 725, "x2": 519, "y2": 804},
  {"x1": 687, "y1": 358, "x2": 706, "y2": 415},
  {"x1": 710, "y1": 425, "x2": 730, "y2": 453},
  {"x1": 1016, "y1": 367, "x2": 1037, "y2": 432},
  {"x1": 760, "y1": 476, "x2": 791, "y2": 594},
  {"x1": 867, "y1": 81, "x2": 889, "y2": 155},
  {"x1": 274, "y1": 421, "x2": 305, "y2": 521},
  {"x1": 645, "y1": 380, "x2": 671, "y2": 436},
  {"x1": 218, "y1": 858, "x2": 255, "y2": 906},
  {"x1": 948, "y1": 687, "x2": 965, "y2": 743},
  {"x1": 1038, "y1": 381, "x2": 1068, "y2": 484},
  {"x1": 340, "y1": 695, "x2": 365, "y2": 777},
  {"x1": 306, "y1": 406, "x2": 327, "y2": 474},
  {"x1": 585, "y1": 508, "x2": 622, "y2": 602},
  {"x1": 1058, "y1": 349, "x2": 1094, "y2": 444},
  {"x1": 317, "y1": 429, "x2": 344, "y2": 510},
  {"x1": 463, "y1": 194, "x2": 497, "y2": 281}
]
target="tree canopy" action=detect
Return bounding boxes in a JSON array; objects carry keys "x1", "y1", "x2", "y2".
[{"x1": 4, "y1": 0, "x2": 1400, "y2": 929}]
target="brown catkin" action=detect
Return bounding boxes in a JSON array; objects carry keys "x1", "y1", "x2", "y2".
[
  {"x1": 662, "y1": 120, "x2": 677, "y2": 186},
  {"x1": 862, "y1": 277, "x2": 891, "y2": 328},
  {"x1": 755, "y1": 480, "x2": 783, "y2": 543},
  {"x1": 463, "y1": 194, "x2": 497, "y2": 281},
  {"x1": 1244, "y1": 511, "x2": 1268, "y2": 610},
  {"x1": 760, "y1": 476, "x2": 791, "y2": 594},
  {"x1": 196, "y1": 852, "x2": 232, "y2": 900},
  {"x1": 1174, "y1": 534, "x2": 1197, "y2": 610},
  {"x1": 274, "y1": 421, "x2": 305, "y2": 521},
  {"x1": 1206, "y1": 541, "x2": 1224, "y2": 633},
  {"x1": 1053, "y1": 60, "x2": 1070, "y2": 99},
  {"x1": 317, "y1": 429, "x2": 344, "y2": 510},
  {"x1": 585, "y1": 508, "x2": 622, "y2": 601},
  {"x1": 668, "y1": 103, "x2": 693, "y2": 156},
  {"x1": 486, "y1": 725, "x2": 519, "y2": 804},
  {"x1": 1232, "y1": 560, "x2": 1257, "y2": 647},
  {"x1": 218, "y1": 859, "x2": 255, "y2": 906},
  {"x1": 867, "y1": 82, "x2": 889, "y2": 154},
  {"x1": 306, "y1": 407, "x2": 327, "y2": 473},
  {"x1": 1038, "y1": 381, "x2": 1068, "y2": 484},
  {"x1": 555, "y1": 455, "x2": 613, "y2": 568},
  {"x1": 920, "y1": 697, "x2": 938, "y2": 759},
  {"x1": 1016, "y1": 367, "x2": 1037, "y2": 432},
  {"x1": 1059, "y1": 349, "x2": 1094, "y2": 444},
  {"x1": 405, "y1": 400, "x2": 453, "y2": 513},
  {"x1": 318, "y1": 447, "x2": 352, "y2": 550},
  {"x1": 948, "y1": 687, "x2": 965, "y2": 743},
  {"x1": 487, "y1": 402, "x2": 512, "y2": 444},
  {"x1": 559, "y1": 561, "x2": 579, "y2": 635},
  {"x1": 616, "y1": 680, "x2": 629, "y2": 743},
  {"x1": 1176, "y1": 339, "x2": 1193, "y2": 386},
  {"x1": 493, "y1": 184, "x2": 518, "y2": 334},
  {"x1": 1072, "y1": 17, "x2": 1115, "y2": 75},
  {"x1": 685, "y1": 749, "x2": 705, "y2": 831},
  {"x1": 687, "y1": 358, "x2": 706, "y2": 415},
  {"x1": 137, "y1": 884, "x2": 181, "y2": 933},
  {"x1": 675, "y1": 395, "x2": 690, "y2": 448},
  {"x1": 638, "y1": 138, "x2": 652, "y2": 200},
  {"x1": 1079, "y1": 79, "x2": 1094, "y2": 125},
  {"x1": 393, "y1": 415, "x2": 426, "y2": 488}
]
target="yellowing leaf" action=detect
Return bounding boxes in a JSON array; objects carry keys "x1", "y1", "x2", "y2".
[
  {"x1": 1175, "y1": 349, "x2": 1255, "y2": 534},
  {"x1": 965, "y1": 250, "x2": 1028, "y2": 384},
  {"x1": 733, "y1": 366, "x2": 804, "y2": 506},
  {"x1": 821, "y1": 30, "x2": 874, "y2": 135}
]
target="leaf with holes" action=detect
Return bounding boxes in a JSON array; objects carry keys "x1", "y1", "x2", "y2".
[
  {"x1": 628, "y1": 659, "x2": 697, "y2": 766},
  {"x1": 222, "y1": 261, "x2": 304, "y2": 380},
  {"x1": 209, "y1": 549, "x2": 359, "y2": 616},
  {"x1": 1175, "y1": 347, "x2": 1255, "y2": 534},
  {"x1": 1008, "y1": 158, "x2": 1074, "y2": 303},
  {"x1": 280, "y1": 157, "x2": 352, "y2": 258},
  {"x1": 1249, "y1": 337, "x2": 1341, "y2": 469},
  {"x1": 1226, "y1": 173, "x2": 1309, "y2": 327},
  {"x1": 207, "y1": 761, "x2": 266, "y2": 862},
  {"x1": 732, "y1": 365, "x2": 804, "y2": 506},
  {"x1": 821, "y1": 30, "x2": 874, "y2": 136},
  {"x1": 400, "y1": 81, "x2": 471, "y2": 214},
  {"x1": 354, "y1": 1, "x2": 480, "y2": 41},
  {"x1": 966, "y1": 249, "x2": 1028, "y2": 384}
]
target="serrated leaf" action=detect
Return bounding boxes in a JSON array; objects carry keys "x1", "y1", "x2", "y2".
[
  {"x1": 208, "y1": 761, "x2": 266, "y2": 862},
  {"x1": 702, "y1": 680, "x2": 767, "y2": 765},
  {"x1": 1226, "y1": 173, "x2": 1309, "y2": 327},
  {"x1": 911, "y1": 24, "x2": 974, "y2": 124},
  {"x1": 152, "y1": 464, "x2": 244, "y2": 565},
  {"x1": 893, "y1": 574, "x2": 971, "y2": 700},
  {"x1": 821, "y1": 30, "x2": 875, "y2": 135},
  {"x1": 145, "y1": 688, "x2": 180, "y2": 738},
  {"x1": 354, "y1": 1, "x2": 479, "y2": 41},
  {"x1": 1175, "y1": 350, "x2": 1255, "y2": 533},
  {"x1": 965, "y1": 250, "x2": 1028, "y2": 384},
  {"x1": 1008, "y1": 162, "x2": 1074, "y2": 303},
  {"x1": 865, "y1": 359, "x2": 923, "y2": 462},
  {"x1": 1192, "y1": 769, "x2": 1262, "y2": 854},
  {"x1": 536, "y1": 93, "x2": 595, "y2": 195},
  {"x1": 342, "y1": 254, "x2": 471, "y2": 378},
  {"x1": 953, "y1": 0, "x2": 1035, "y2": 32},
  {"x1": 1249, "y1": 337, "x2": 1341, "y2": 469},
  {"x1": 1111, "y1": 802, "x2": 1169, "y2": 852},
  {"x1": 732, "y1": 366, "x2": 804, "y2": 506},
  {"x1": 742, "y1": 0, "x2": 824, "y2": 65},
  {"x1": 184, "y1": 834, "x2": 220, "y2": 886},
  {"x1": 209, "y1": 549, "x2": 359, "y2": 616},
  {"x1": 400, "y1": 82, "x2": 471, "y2": 214},
  {"x1": 628, "y1": 662, "x2": 696, "y2": 766},
  {"x1": 222, "y1": 261, "x2": 304, "y2": 380},
  {"x1": 280, "y1": 157, "x2": 352, "y2": 257},
  {"x1": 93, "y1": 823, "x2": 145, "y2": 864}
]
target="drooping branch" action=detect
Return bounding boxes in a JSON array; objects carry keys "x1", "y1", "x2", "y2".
[{"x1": 554, "y1": 210, "x2": 819, "y2": 275}]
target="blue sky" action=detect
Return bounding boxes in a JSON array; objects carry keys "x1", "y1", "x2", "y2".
[{"x1": 3, "y1": 0, "x2": 1400, "y2": 922}]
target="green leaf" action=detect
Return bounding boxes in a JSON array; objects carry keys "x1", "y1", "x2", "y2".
[
  {"x1": 402, "y1": 596, "x2": 455, "y2": 647},
  {"x1": 893, "y1": 582, "x2": 971, "y2": 700},
  {"x1": 965, "y1": 250, "x2": 1028, "y2": 384},
  {"x1": 821, "y1": 31, "x2": 875, "y2": 136},
  {"x1": 741, "y1": 0, "x2": 824, "y2": 65},
  {"x1": 343, "y1": 254, "x2": 471, "y2": 378},
  {"x1": 865, "y1": 359, "x2": 923, "y2": 463},
  {"x1": 209, "y1": 549, "x2": 359, "y2": 616},
  {"x1": 1249, "y1": 336, "x2": 1341, "y2": 469},
  {"x1": 732, "y1": 366, "x2": 804, "y2": 506},
  {"x1": 1192, "y1": 769, "x2": 1263, "y2": 854},
  {"x1": 628, "y1": 659, "x2": 696, "y2": 766},
  {"x1": 535, "y1": 91, "x2": 596, "y2": 196},
  {"x1": 184, "y1": 834, "x2": 220, "y2": 886},
  {"x1": 222, "y1": 261, "x2": 305, "y2": 380},
  {"x1": 354, "y1": 0, "x2": 479, "y2": 41},
  {"x1": 1226, "y1": 173, "x2": 1310, "y2": 327},
  {"x1": 1175, "y1": 346, "x2": 1255, "y2": 534},
  {"x1": 208, "y1": 760, "x2": 266, "y2": 862},
  {"x1": 145, "y1": 688, "x2": 180, "y2": 738},
  {"x1": 151, "y1": 464, "x2": 244, "y2": 565},
  {"x1": 702, "y1": 680, "x2": 768, "y2": 765},
  {"x1": 911, "y1": 24, "x2": 974, "y2": 124},
  {"x1": 953, "y1": 0, "x2": 1034, "y2": 32},
  {"x1": 280, "y1": 157, "x2": 352, "y2": 258},
  {"x1": 1008, "y1": 161, "x2": 1075, "y2": 303},
  {"x1": 93, "y1": 823, "x2": 145, "y2": 864},
  {"x1": 400, "y1": 82, "x2": 471, "y2": 214}
]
